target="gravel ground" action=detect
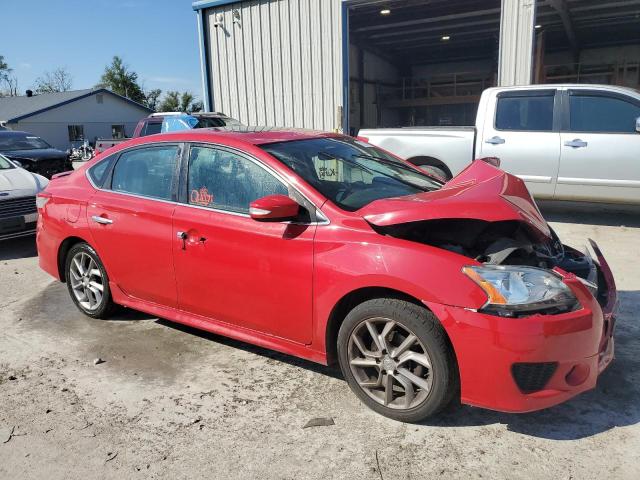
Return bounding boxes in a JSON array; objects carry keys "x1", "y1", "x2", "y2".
[{"x1": 0, "y1": 201, "x2": 639, "y2": 480}]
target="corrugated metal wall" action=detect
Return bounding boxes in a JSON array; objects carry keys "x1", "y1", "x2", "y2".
[
  {"x1": 203, "y1": 0, "x2": 343, "y2": 131},
  {"x1": 497, "y1": 0, "x2": 536, "y2": 86}
]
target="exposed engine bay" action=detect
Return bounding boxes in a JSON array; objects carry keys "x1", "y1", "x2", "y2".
[{"x1": 373, "y1": 219, "x2": 601, "y2": 297}]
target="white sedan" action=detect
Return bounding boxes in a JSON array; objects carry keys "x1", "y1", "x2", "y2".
[{"x1": 0, "y1": 154, "x2": 48, "y2": 240}]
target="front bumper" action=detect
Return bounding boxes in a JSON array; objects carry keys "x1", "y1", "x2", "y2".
[
  {"x1": 428, "y1": 240, "x2": 617, "y2": 413},
  {"x1": 0, "y1": 212, "x2": 38, "y2": 241}
]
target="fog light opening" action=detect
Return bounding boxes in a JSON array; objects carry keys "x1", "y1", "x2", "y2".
[{"x1": 565, "y1": 364, "x2": 590, "y2": 387}]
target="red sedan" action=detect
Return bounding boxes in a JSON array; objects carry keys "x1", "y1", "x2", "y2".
[{"x1": 36, "y1": 128, "x2": 617, "y2": 422}]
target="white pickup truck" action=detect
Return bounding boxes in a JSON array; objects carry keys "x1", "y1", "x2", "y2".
[{"x1": 360, "y1": 84, "x2": 640, "y2": 204}]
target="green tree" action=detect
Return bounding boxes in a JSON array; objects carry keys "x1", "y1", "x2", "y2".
[
  {"x1": 0, "y1": 55, "x2": 9, "y2": 83},
  {"x1": 144, "y1": 88, "x2": 162, "y2": 111},
  {"x1": 190, "y1": 100, "x2": 204, "y2": 113},
  {"x1": 159, "y1": 91, "x2": 180, "y2": 112},
  {"x1": 0, "y1": 55, "x2": 18, "y2": 97},
  {"x1": 99, "y1": 56, "x2": 145, "y2": 104},
  {"x1": 34, "y1": 67, "x2": 73, "y2": 93},
  {"x1": 158, "y1": 90, "x2": 202, "y2": 113},
  {"x1": 179, "y1": 91, "x2": 194, "y2": 112}
]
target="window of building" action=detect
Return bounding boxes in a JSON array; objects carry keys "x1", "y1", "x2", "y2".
[
  {"x1": 495, "y1": 94, "x2": 554, "y2": 131},
  {"x1": 68, "y1": 125, "x2": 84, "y2": 141},
  {"x1": 187, "y1": 146, "x2": 288, "y2": 214},
  {"x1": 96, "y1": 94, "x2": 104, "y2": 104},
  {"x1": 111, "y1": 125, "x2": 126, "y2": 139},
  {"x1": 111, "y1": 146, "x2": 179, "y2": 200},
  {"x1": 569, "y1": 95, "x2": 640, "y2": 133}
]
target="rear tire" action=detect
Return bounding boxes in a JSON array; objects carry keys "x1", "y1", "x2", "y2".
[
  {"x1": 337, "y1": 298, "x2": 457, "y2": 423},
  {"x1": 65, "y1": 243, "x2": 115, "y2": 319}
]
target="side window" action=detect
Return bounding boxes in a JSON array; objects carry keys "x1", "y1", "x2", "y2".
[
  {"x1": 87, "y1": 156, "x2": 114, "y2": 188},
  {"x1": 188, "y1": 146, "x2": 288, "y2": 214},
  {"x1": 495, "y1": 94, "x2": 554, "y2": 131},
  {"x1": 143, "y1": 122, "x2": 162, "y2": 136},
  {"x1": 111, "y1": 146, "x2": 178, "y2": 200},
  {"x1": 569, "y1": 95, "x2": 640, "y2": 133}
]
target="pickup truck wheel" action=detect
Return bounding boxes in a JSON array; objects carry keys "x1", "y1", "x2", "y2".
[
  {"x1": 337, "y1": 298, "x2": 458, "y2": 423},
  {"x1": 65, "y1": 243, "x2": 115, "y2": 319}
]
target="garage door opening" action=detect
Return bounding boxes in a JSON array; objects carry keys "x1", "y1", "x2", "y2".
[
  {"x1": 345, "y1": 0, "x2": 502, "y2": 134},
  {"x1": 534, "y1": 1, "x2": 640, "y2": 88},
  {"x1": 345, "y1": 0, "x2": 640, "y2": 134}
]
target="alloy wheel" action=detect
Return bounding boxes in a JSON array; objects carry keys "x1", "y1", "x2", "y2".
[
  {"x1": 69, "y1": 251, "x2": 104, "y2": 311},
  {"x1": 348, "y1": 317, "x2": 433, "y2": 410}
]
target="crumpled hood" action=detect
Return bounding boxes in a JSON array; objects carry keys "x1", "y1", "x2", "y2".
[
  {"x1": 0, "y1": 167, "x2": 48, "y2": 196},
  {"x1": 359, "y1": 160, "x2": 551, "y2": 238}
]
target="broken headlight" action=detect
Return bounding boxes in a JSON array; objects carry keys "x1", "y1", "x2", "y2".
[{"x1": 462, "y1": 265, "x2": 578, "y2": 317}]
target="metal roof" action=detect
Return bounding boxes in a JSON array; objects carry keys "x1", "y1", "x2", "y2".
[
  {"x1": 0, "y1": 88, "x2": 153, "y2": 123},
  {"x1": 192, "y1": 0, "x2": 241, "y2": 11}
]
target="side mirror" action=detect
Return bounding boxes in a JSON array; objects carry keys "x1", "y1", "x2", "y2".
[
  {"x1": 11, "y1": 159, "x2": 22, "y2": 168},
  {"x1": 249, "y1": 194, "x2": 299, "y2": 221},
  {"x1": 636, "y1": 116, "x2": 640, "y2": 133}
]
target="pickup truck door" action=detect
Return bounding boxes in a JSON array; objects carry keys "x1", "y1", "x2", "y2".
[
  {"x1": 477, "y1": 89, "x2": 560, "y2": 199},
  {"x1": 556, "y1": 89, "x2": 640, "y2": 203}
]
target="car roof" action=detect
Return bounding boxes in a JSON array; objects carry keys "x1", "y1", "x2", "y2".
[{"x1": 149, "y1": 126, "x2": 341, "y2": 146}]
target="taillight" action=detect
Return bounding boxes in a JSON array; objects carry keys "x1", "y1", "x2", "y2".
[{"x1": 36, "y1": 193, "x2": 51, "y2": 209}]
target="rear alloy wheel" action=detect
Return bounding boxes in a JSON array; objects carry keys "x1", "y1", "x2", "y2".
[
  {"x1": 337, "y1": 298, "x2": 457, "y2": 422},
  {"x1": 65, "y1": 243, "x2": 115, "y2": 319}
]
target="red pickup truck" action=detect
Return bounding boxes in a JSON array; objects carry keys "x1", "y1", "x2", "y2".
[{"x1": 95, "y1": 112, "x2": 242, "y2": 153}]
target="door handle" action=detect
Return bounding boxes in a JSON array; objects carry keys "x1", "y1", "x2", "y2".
[
  {"x1": 177, "y1": 231, "x2": 187, "y2": 250},
  {"x1": 91, "y1": 215, "x2": 113, "y2": 225},
  {"x1": 485, "y1": 136, "x2": 505, "y2": 145},
  {"x1": 564, "y1": 139, "x2": 588, "y2": 148}
]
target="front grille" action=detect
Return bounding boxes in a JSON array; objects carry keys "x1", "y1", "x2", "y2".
[
  {"x1": 511, "y1": 362, "x2": 558, "y2": 394},
  {"x1": 0, "y1": 196, "x2": 37, "y2": 219}
]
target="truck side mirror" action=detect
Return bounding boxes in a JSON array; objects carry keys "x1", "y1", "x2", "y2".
[{"x1": 636, "y1": 116, "x2": 640, "y2": 133}]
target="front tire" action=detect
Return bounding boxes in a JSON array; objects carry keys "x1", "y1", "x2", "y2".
[
  {"x1": 65, "y1": 243, "x2": 115, "y2": 319},
  {"x1": 337, "y1": 298, "x2": 457, "y2": 423}
]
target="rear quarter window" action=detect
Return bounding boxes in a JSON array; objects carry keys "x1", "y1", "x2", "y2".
[{"x1": 87, "y1": 156, "x2": 114, "y2": 188}]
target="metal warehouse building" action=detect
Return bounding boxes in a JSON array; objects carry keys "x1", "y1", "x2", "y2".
[{"x1": 193, "y1": 0, "x2": 640, "y2": 134}]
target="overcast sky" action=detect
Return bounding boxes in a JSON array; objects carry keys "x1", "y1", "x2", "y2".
[{"x1": 2, "y1": 0, "x2": 203, "y2": 98}]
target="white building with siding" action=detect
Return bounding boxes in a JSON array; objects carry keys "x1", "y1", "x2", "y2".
[
  {"x1": 0, "y1": 88, "x2": 152, "y2": 151},
  {"x1": 193, "y1": 0, "x2": 640, "y2": 133}
]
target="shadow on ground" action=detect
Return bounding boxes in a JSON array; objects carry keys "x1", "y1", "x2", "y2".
[
  {"x1": 0, "y1": 235, "x2": 37, "y2": 260},
  {"x1": 539, "y1": 201, "x2": 640, "y2": 228},
  {"x1": 155, "y1": 291, "x2": 640, "y2": 441}
]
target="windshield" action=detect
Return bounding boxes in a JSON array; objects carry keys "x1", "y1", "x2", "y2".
[
  {"x1": 161, "y1": 115, "x2": 199, "y2": 133},
  {"x1": 261, "y1": 137, "x2": 443, "y2": 211},
  {"x1": 0, "y1": 154, "x2": 15, "y2": 169},
  {"x1": 194, "y1": 116, "x2": 243, "y2": 128},
  {"x1": 0, "y1": 134, "x2": 51, "y2": 151}
]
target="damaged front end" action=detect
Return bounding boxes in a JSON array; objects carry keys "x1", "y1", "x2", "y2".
[
  {"x1": 372, "y1": 217, "x2": 607, "y2": 316},
  {"x1": 371, "y1": 217, "x2": 595, "y2": 278},
  {"x1": 360, "y1": 161, "x2": 612, "y2": 317}
]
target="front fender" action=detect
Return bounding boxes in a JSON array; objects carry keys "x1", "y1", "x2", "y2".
[{"x1": 311, "y1": 219, "x2": 487, "y2": 354}]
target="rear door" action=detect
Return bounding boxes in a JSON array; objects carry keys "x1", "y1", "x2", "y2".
[
  {"x1": 87, "y1": 144, "x2": 181, "y2": 307},
  {"x1": 478, "y1": 89, "x2": 561, "y2": 198},
  {"x1": 556, "y1": 89, "x2": 640, "y2": 203}
]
